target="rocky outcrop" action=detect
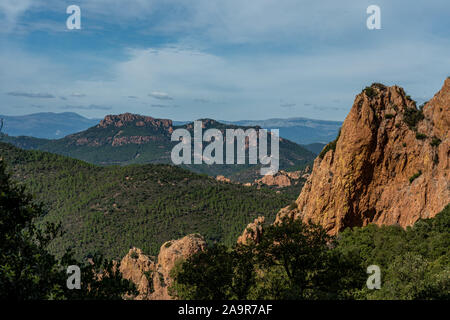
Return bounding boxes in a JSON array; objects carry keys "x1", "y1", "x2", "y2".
[
  {"x1": 253, "y1": 168, "x2": 310, "y2": 188},
  {"x1": 70, "y1": 113, "x2": 174, "y2": 147},
  {"x1": 111, "y1": 135, "x2": 161, "y2": 146},
  {"x1": 119, "y1": 247, "x2": 156, "y2": 299},
  {"x1": 120, "y1": 234, "x2": 206, "y2": 300},
  {"x1": 290, "y1": 79, "x2": 450, "y2": 234},
  {"x1": 255, "y1": 172, "x2": 292, "y2": 187},
  {"x1": 216, "y1": 175, "x2": 232, "y2": 183},
  {"x1": 98, "y1": 113, "x2": 173, "y2": 131},
  {"x1": 237, "y1": 216, "x2": 265, "y2": 245},
  {"x1": 275, "y1": 205, "x2": 302, "y2": 225}
]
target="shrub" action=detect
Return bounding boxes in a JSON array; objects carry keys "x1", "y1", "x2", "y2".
[
  {"x1": 371, "y1": 83, "x2": 386, "y2": 90},
  {"x1": 430, "y1": 137, "x2": 441, "y2": 147},
  {"x1": 159, "y1": 272, "x2": 165, "y2": 287},
  {"x1": 143, "y1": 270, "x2": 155, "y2": 293},
  {"x1": 363, "y1": 86, "x2": 377, "y2": 98},
  {"x1": 409, "y1": 170, "x2": 422, "y2": 183},
  {"x1": 403, "y1": 108, "x2": 424, "y2": 129},
  {"x1": 415, "y1": 132, "x2": 427, "y2": 140}
]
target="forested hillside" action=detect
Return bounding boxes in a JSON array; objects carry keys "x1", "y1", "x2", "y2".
[
  {"x1": 0, "y1": 142, "x2": 294, "y2": 260},
  {"x1": 2, "y1": 114, "x2": 315, "y2": 182}
]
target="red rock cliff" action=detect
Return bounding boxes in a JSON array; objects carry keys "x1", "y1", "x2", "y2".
[{"x1": 293, "y1": 79, "x2": 450, "y2": 234}]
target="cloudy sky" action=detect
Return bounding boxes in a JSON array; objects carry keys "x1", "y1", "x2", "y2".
[{"x1": 0, "y1": 0, "x2": 449, "y2": 121}]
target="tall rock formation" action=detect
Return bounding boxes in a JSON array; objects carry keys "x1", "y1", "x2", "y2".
[
  {"x1": 292, "y1": 79, "x2": 449, "y2": 234},
  {"x1": 237, "y1": 216, "x2": 265, "y2": 245},
  {"x1": 120, "y1": 234, "x2": 206, "y2": 300}
]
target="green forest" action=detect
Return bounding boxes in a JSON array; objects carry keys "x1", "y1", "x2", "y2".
[
  {"x1": 0, "y1": 142, "x2": 295, "y2": 260},
  {"x1": 0, "y1": 140, "x2": 448, "y2": 300}
]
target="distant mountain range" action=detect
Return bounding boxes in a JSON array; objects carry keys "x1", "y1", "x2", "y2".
[
  {"x1": 0, "y1": 112, "x2": 100, "y2": 139},
  {"x1": 1, "y1": 112, "x2": 341, "y2": 145},
  {"x1": 2, "y1": 113, "x2": 316, "y2": 182},
  {"x1": 221, "y1": 118, "x2": 342, "y2": 145}
]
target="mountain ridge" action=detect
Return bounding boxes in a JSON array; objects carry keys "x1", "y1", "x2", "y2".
[
  {"x1": 1, "y1": 112, "x2": 341, "y2": 144},
  {"x1": 2, "y1": 114, "x2": 315, "y2": 182},
  {"x1": 0, "y1": 112, "x2": 100, "y2": 139}
]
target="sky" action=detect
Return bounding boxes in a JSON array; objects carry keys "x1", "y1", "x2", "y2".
[{"x1": 0, "y1": 0, "x2": 449, "y2": 121}]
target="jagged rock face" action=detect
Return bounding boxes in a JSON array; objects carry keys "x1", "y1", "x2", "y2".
[
  {"x1": 216, "y1": 175, "x2": 232, "y2": 183},
  {"x1": 68, "y1": 113, "x2": 174, "y2": 147},
  {"x1": 158, "y1": 233, "x2": 206, "y2": 276},
  {"x1": 253, "y1": 169, "x2": 309, "y2": 188},
  {"x1": 120, "y1": 234, "x2": 206, "y2": 300},
  {"x1": 98, "y1": 113, "x2": 173, "y2": 131},
  {"x1": 120, "y1": 247, "x2": 156, "y2": 299},
  {"x1": 255, "y1": 172, "x2": 293, "y2": 187},
  {"x1": 295, "y1": 79, "x2": 450, "y2": 234},
  {"x1": 237, "y1": 216, "x2": 265, "y2": 245}
]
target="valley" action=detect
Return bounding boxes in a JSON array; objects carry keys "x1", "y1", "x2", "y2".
[{"x1": 0, "y1": 142, "x2": 296, "y2": 260}]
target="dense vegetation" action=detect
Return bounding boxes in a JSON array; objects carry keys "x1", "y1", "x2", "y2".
[
  {"x1": 0, "y1": 159, "x2": 136, "y2": 299},
  {"x1": 170, "y1": 205, "x2": 449, "y2": 300},
  {"x1": 170, "y1": 217, "x2": 364, "y2": 299},
  {"x1": 336, "y1": 204, "x2": 449, "y2": 299},
  {"x1": 0, "y1": 142, "x2": 295, "y2": 261}
]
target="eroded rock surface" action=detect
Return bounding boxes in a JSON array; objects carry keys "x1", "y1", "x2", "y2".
[
  {"x1": 120, "y1": 234, "x2": 206, "y2": 300},
  {"x1": 292, "y1": 80, "x2": 450, "y2": 234}
]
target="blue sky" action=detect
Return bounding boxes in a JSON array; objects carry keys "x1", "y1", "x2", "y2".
[{"x1": 0, "y1": 0, "x2": 449, "y2": 121}]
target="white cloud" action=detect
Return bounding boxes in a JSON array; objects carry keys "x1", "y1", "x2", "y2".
[
  {"x1": 71, "y1": 93, "x2": 86, "y2": 97},
  {"x1": 61, "y1": 104, "x2": 111, "y2": 111},
  {"x1": 6, "y1": 91, "x2": 54, "y2": 98},
  {"x1": 0, "y1": 0, "x2": 33, "y2": 30},
  {"x1": 148, "y1": 91, "x2": 173, "y2": 100},
  {"x1": 2, "y1": 41, "x2": 450, "y2": 120},
  {"x1": 0, "y1": 0, "x2": 449, "y2": 120}
]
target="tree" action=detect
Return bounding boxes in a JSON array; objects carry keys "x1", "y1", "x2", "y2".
[
  {"x1": 169, "y1": 243, "x2": 256, "y2": 300},
  {"x1": 335, "y1": 204, "x2": 450, "y2": 300},
  {"x1": 0, "y1": 159, "x2": 136, "y2": 299},
  {"x1": 251, "y1": 217, "x2": 364, "y2": 299},
  {"x1": 170, "y1": 216, "x2": 365, "y2": 300}
]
